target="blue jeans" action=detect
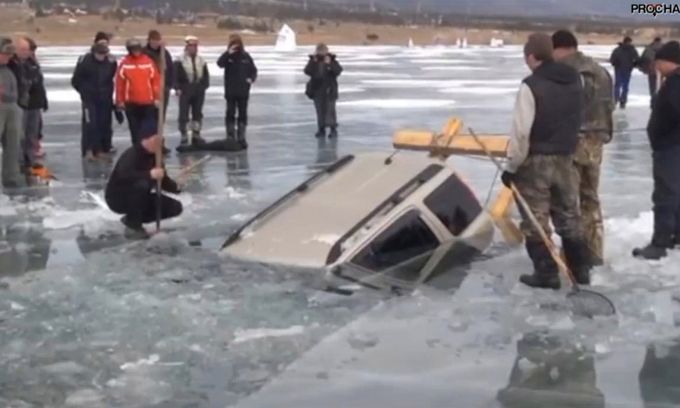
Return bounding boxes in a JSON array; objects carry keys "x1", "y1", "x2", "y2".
[
  {"x1": 614, "y1": 69, "x2": 632, "y2": 106},
  {"x1": 652, "y1": 145, "x2": 680, "y2": 247}
]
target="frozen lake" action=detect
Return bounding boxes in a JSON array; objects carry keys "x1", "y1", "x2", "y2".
[{"x1": 2, "y1": 45, "x2": 680, "y2": 408}]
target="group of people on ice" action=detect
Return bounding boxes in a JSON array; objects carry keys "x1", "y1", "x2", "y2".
[{"x1": 504, "y1": 30, "x2": 680, "y2": 292}]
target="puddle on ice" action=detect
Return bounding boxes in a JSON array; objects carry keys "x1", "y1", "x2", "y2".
[{"x1": 337, "y1": 99, "x2": 456, "y2": 108}]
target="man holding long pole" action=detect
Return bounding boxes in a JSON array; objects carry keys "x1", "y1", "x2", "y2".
[{"x1": 501, "y1": 33, "x2": 593, "y2": 289}]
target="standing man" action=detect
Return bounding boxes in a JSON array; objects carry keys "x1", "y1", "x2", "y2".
[
  {"x1": 74, "y1": 31, "x2": 119, "y2": 155},
  {"x1": 633, "y1": 41, "x2": 680, "y2": 260},
  {"x1": 144, "y1": 30, "x2": 173, "y2": 119},
  {"x1": 0, "y1": 38, "x2": 24, "y2": 189},
  {"x1": 105, "y1": 119, "x2": 182, "y2": 239},
  {"x1": 115, "y1": 38, "x2": 160, "y2": 146},
  {"x1": 174, "y1": 35, "x2": 209, "y2": 148},
  {"x1": 217, "y1": 34, "x2": 257, "y2": 149},
  {"x1": 639, "y1": 37, "x2": 664, "y2": 107},
  {"x1": 13, "y1": 37, "x2": 47, "y2": 171},
  {"x1": 501, "y1": 33, "x2": 592, "y2": 289},
  {"x1": 304, "y1": 43, "x2": 343, "y2": 139},
  {"x1": 71, "y1": 41, "x2": 117, "y2": 160},
  {"x1": 552, "y1": 30, "x2": 614, "y2": 266},
  {"x1": 609, "y1": 36, "x2": 640, "y2": 109}
]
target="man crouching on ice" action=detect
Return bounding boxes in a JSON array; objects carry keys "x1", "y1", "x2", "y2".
[{"x1": 105, "y1": 120, "x2": 182, "y2": 239}]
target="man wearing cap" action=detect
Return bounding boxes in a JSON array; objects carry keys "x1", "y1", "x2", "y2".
[
  {"x1": 552, "y1": 30, "x2": 614, "y2": 267},
  {"x1": 0, "y1": 38, "x2": 24, "y2": 188},
  {"x1": 71, "y1": 40, "x2": 118, "y2": 160},
  {"x1": 144, "y1": 30, "x2": 173, "y2": 120},
  {"x1": 115, "y1": 38, "x2": 161, "y2": 146},
  {"x1": 305, "y1": 43, "x2": 343, "y2": 138},
  {"x1": 633, "y1": 41, "x2": 680, "y2": 260},
  {"x1": 217, "y1": 34, "x2": 257, "y2": 148},
  {"x1": 639, "y1": 37, "x2": 664, "y2": 106},
  {"x1": 73, "y1": 31, "x2": 118, "y2": 156},
  {"x1": 105, "y1": 119, "x2": 182, "y2": 239},
  {"x1": 502, "y1": 33, "x2": 592, "y2": 289},
  {"x1": 609, "y1": 36, "x2": 640, "y2": 109},
  {"x1": 173, "y1": 35, "x2": 209, "y2": 148}
]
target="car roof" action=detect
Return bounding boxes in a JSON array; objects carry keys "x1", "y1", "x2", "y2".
[{"x1": 222, "y1": 152, "x2": 451, "y2": 268}]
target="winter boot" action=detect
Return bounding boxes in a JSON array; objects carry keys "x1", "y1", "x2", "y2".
[
  {"x1": 226, "y1": 122, "x2": 236, "y2": 141},
  {"x1": 191, "y1": 131, "x2": 206, "y2": 146},
  {"x1": 120, "y1": 216, "x2": 149, "y2": 240},
  {"x1": 237, "y1": 123, "x2": 248, "y2": 149},
  {"x1": 179, "y1": 132, "x2": 189, "y2": 147},
  {"x1": 520, "y1": 240, "x2": 561, "y2": 290},
  {"x1": 329, "y1": 126, "x2": 338, "y2": 138},
  {"x1": 633, "y1": 243, "x2": 668, "y2": 260},
  {"x1": 315, "y1": 128, "x2": 325, "y2": 138},
  {"x1": 562, "y1": 238, "x2": 593, "y2": 285}
]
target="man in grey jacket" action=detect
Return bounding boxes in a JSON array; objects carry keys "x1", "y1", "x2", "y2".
[{"x1": 0, "y1": 38, "x2": 24, "y2": 189}]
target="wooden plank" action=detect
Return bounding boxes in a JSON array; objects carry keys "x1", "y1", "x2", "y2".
[{"x1": 393, "y1": 130, "x2": 509, "y2": 158}]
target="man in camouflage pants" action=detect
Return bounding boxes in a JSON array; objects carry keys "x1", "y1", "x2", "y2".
[
  {"x1": 501, "y1": 33, "x2": 593, "y2": 289},
  {"x1": 552, "y1": 30, "x2": 615, "y2": 266}
]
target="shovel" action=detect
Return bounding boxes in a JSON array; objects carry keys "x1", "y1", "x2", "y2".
[{"x1": 469, "y1": 128, "x2": 616, "y2": 318}]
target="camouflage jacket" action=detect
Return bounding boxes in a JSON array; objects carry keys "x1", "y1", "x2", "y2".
[{"x1": 561, "y1": 51, "x2": 615, "y2": 143}]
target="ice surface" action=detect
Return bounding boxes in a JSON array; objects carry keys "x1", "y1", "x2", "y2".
[{"x1": 1, "y1": 44, "x2": 678, "y2": 408}]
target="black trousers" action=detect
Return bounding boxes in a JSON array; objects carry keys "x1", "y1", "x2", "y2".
[
  {"x1": 125, "y1": 103, "x2": 157, "y2": 146},
  {"x1": 648, "y1": 74, "x2": 658, "y2": 107},
  {"x1": 107, "y1": 181, "x2": 183, "y2": 228},
  {"x1": 652, "y1": 145, "x2": 680, "y2": 247},
  {"x1": 313, "y1": 95, "x2": 337, "y2": 130},
  {"x1": 81, "y1": 100, "x2": 112, "y2": 156},
  {"x1": 178, "y1": 87, "x2": 205, "y2": 134},
  {"x1": 226, "y1": 97, "x2": 249, "y2": 128}
]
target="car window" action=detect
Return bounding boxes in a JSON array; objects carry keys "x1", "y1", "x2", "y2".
[
  {"x1": 351, "y1": 210, "x2": 439, "y2": 273},
  {"x1": 424, "y1": 174, "x2": 482, "y2": 236}
]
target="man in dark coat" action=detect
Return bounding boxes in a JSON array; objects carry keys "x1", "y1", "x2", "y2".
[
  {"x1": 609, "y1": 36, "x2": 640, "y2": 109},
  {"x1": 305, "y1": 43, "x2": 343, "y2": 139},
  {"x1": 639, "y1": 37, "x2": 664, "y2": 106},
  {"x1": 174, "y1": 35, "x2": 209, "y2": 148},
  {"x1": 105, "y1": 119, "x2": 182, "y2": 239},
  {"x1": 217, "y1": 34, "x2": 257, "y2": 148},
  {"x1": 633, "y1": 41, "x2": 680, "y2": 260},
  {"x1": 71, "y1": 41, "x2": 117, "y2": 160}
]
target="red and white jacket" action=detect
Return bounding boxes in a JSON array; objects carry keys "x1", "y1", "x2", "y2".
[{"x1": 115, "y1": 53, "x2": 161, "y2": 106}]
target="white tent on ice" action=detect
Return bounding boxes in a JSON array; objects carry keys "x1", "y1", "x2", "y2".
[{"x1": 275, "y1": 24, "x2": 297, "y2": 51}]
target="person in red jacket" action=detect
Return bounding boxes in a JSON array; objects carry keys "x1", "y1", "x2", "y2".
[{"x1": 115, "y1": 38, "x2": 160, "y2": 145}]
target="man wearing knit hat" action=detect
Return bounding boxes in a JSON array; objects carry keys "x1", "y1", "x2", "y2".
[
  {"x1": 552, "y1": 29, "x2": 614, "y2": 267},
  {"x1": 0, "y1": 37, "x2": 24, "y2": 189},
  {"x1": 104, "y1": 118, "x2": 183, "y2": 239},
  {"x1": 634, "y1": 41, "x2": 680, "y2": 259},
  {"x1": 174, "y1": 35, "x2": 209, "y2": 148}
]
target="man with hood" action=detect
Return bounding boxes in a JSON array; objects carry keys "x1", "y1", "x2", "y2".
[
  {"x1": 0, "y1": 38, "x2": 24, "y2": 189},
  {"x1": 173, "y1": 35, "x2": 209, "y2": 148},
  {"x1": 115, "y1": 38, "x2": 161, "y2": 146},
  {"x1": 639, "y1": 37, "x2": 664, "y2": 106},
  {"x1": 609, "y1": 36, "x2": 640, "y2": 109},
  {"x1": 552, "y1": 29, "x2": 614, "y2": 268},
  {"x1": 501, "y1": 33, "x2": 592, "y2": 289},
  {"x1": 71, "y1": 40, "x2": 118, "y2": 160},
  {"x1": 105, "y1": 119, "x2": 182, "y2": 240},
  {"x1": 217, "y1": 34, "x2": 257, "y2": 148},
  {"x1": 13, "y1": 37, "x2": 47, "y2": 171},
  {"x1": 633, "y1": 41, "x2": 680, "y2": 260},
  {"x1": 304, "y1": 43, "x2": 343, "y2": 138},
  {"x1": 73, "y1": 31, "x2": 119, "y2": 156}
]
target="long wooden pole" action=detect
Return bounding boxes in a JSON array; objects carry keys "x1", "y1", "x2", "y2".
[{"x1": 155, "y1": 44, "x2": 166, "y2": 233}]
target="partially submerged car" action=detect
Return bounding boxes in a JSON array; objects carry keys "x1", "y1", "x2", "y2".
[{"x1": 221, "y1": 120, "x2": 517, "y2": 292}]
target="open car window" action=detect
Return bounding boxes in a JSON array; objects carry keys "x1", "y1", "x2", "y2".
[
  {"x1": 351, "y1": 210, "x2": 440, "y2": 274},
  {"x1": 424, "y1": 174, "x2": 482, "y2": 236}
]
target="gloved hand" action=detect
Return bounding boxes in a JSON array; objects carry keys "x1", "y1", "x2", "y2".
[
  {"x1": 501, "y1": 171, "x2": 515, "y2": 188},
  {"x1": 114, "y1": 109, "x2": 124, "y2": 125}
]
